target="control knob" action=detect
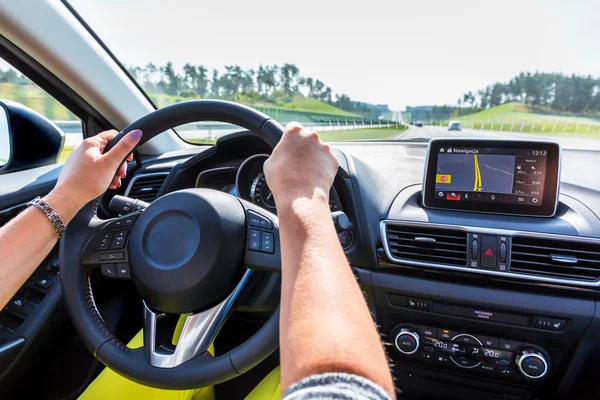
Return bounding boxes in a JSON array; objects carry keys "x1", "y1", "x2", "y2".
[
  {"x1": 515, "y1": 348, "x2": 548, "y2": 379},
  {"x1": 394, "y1": 328, "x2": 420, "y2": 355}
]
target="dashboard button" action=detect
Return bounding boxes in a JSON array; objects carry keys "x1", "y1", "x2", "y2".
[
  {"x1": 419, "y1": 352, "x2": 434, "y2": 362},
  {"x1": 499, "y1": 339, "x2": 522, "y2": 351},
  {"x1": 500, "y1": 242, "x2": 507, "y2": 263},
  {"x1": 437, "y1": 329, "x2": 456, "y2": 340},
  {"x1": 261, "y1": 232, "x2": 274, "y2": 254},
  {"x1": 453, "y1": 357, "x2": 479, "y2": 368},
  {"x1": 247, "y1": 211, "x2": 272, "y2": 229},
  {"x1": 535, "y1": 316, "x2": 565, "y2": 331},
  {"x1": 477, "y1": 335, "x2": 499, "y2": 348},
  {"x1": 497, "y1": 366, "x2": 517, "y2": 378},
  {"x1": 417, "y1": 325, "x2": 437, "y2": 338},
  {"x1": 452, "y1": 333, "x2": 480, "y2": 345},
  {"x1": 248, "y1": 230, "x2": 261, "y2": 252},
  {"x1": 435, "y1": 354, "x2": 452, "y2": 366},
  {"x1": 481, "y1": 236, "x2": 498, "y2": 269},
  {"x1": 407, "y1": 298, "x2": 430, "y2": 311}
]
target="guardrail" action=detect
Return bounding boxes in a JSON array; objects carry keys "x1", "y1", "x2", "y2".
[{"x1": 55, "y1": 118, "x2": 408, "y2": 145}]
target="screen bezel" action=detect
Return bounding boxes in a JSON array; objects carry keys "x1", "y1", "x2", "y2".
[{"x1": 422, "y1": 139, "x2": 561, "y2": 217}]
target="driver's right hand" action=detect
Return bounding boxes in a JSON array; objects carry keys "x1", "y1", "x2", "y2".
[{"x1": 264, "y1": 122, "x2": 338, "y2": 208}]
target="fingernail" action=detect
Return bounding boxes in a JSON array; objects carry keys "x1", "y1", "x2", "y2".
[{"x1": 129, "y1": 129, "x2": 143, "y2": 140}]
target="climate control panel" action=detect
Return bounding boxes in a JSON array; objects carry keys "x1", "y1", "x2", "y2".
[{"x1": 391, "y1": 324, "x2": 550, "y2": 383}]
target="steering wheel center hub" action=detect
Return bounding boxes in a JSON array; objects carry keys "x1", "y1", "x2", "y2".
[{"x1": 128, "y1": 189, "x2": 246, "y2": 313}]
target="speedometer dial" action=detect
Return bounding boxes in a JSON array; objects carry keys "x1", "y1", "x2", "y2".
[
  {"x1": 236, "y1": 153, "x2": 343, "y2": 213},
  {"x1": 250, "y1": 172, "x2": 276, "y2": 210}
]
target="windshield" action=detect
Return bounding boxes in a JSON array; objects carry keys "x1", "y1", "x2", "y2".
[{"x1": 69, "y1": 0, "x2": 599, "y2": 148}]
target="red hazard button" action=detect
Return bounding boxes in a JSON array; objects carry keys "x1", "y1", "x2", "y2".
[{"x1": 481, "y1": 236, "x2": 498, "y2": 269}]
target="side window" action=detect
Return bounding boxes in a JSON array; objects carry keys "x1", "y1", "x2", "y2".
[{"x1": 0, "y1": 58, "x2": 82, "y2": 167}]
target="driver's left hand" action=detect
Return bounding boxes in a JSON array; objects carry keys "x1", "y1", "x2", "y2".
[{"x1": 53, "y1": 129, "x2": 143, "y2": 208}]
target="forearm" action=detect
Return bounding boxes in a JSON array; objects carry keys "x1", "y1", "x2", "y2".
[
  {"x1": 0, "y1": 192, "x2": 81, "y2": 308},
  {"x1": 278, "y1": 193, "x2": 394, "y2": 397}
]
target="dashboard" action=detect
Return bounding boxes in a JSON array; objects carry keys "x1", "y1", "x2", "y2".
[
  {"x1": 118, "y1": 133, "x2": 600, "y2": 400},
  {"x1": 194, "y1": 153, "x2": 342, "y2": 213}
]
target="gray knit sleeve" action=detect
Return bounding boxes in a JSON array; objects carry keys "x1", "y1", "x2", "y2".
[{"x1": 282, "y1": 372, "x2": 393, "y2": 400}]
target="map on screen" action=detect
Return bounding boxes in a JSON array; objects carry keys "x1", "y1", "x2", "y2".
[{"x1": 435, "y1": 153, "x2": 515, "y2": 194}]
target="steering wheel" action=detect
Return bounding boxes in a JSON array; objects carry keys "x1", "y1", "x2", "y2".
[{"x1": 59, "y1": 100, "x2": 284, "y2": 389}]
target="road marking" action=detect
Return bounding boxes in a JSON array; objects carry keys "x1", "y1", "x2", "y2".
[{"x1": 473, "y1": 154, "x2": 482, "y2": 191}]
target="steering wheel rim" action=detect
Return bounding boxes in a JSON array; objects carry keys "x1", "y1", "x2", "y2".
[{"x1": 59, "y1": 100, "x2": 284, "y2": 389}]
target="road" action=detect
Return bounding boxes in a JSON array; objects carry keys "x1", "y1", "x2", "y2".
[{"x1": 396, "y1": 125, "x2": 600, "y2": 150}]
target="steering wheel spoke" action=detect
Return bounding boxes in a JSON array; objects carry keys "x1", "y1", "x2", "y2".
[
  {"x1": 79, "y1": 211, "x2": 141, "y2": 278},
  {"x1": 143, "y1": 269, "x2": 253, "y2": 368}
]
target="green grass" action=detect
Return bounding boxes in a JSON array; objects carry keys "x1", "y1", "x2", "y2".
[
  {"x1": 271, "y1": 96, "x2": 360, "y2": 117},
  {"x1": 453, "y1": 103, "x2": 600, "y2": 138}
]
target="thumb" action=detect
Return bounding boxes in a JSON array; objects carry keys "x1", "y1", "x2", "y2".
[{"x1": 102, "y1": 129, "x2": 143, "y2": 167}]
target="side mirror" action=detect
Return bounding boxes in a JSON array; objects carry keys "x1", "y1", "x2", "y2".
[{"x1": 0, "y1": 100, "x2": 65, "y2": 174}]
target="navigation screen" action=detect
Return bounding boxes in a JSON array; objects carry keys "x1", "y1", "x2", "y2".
[{"x1": 433, "y1": 147, "x2": 548, "y2": 206}]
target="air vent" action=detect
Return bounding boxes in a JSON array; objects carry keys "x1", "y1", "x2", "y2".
[
  {"x1": 511, "y1": 237, "x2": 600, "y2": 282},
  {"x1": 125, "y1": 173, "x2": 168, "y2": 203},
  {"x1": 385, "y1": 224, "x2": 467, "y2": 267}
]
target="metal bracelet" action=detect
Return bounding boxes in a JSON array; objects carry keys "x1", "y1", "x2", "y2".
[{"x1": 27, "y1": 196, "x2": 66, "y2": 239}]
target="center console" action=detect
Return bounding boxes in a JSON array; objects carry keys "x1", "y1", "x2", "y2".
[
  {"x1": 392, "y1": 324, "x2": 549, "y2": 381},
  {"x1": 354, "y1": 268, "x2": 595, "y2": 399}
]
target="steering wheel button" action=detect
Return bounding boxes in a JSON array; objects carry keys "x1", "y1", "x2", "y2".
[
  {"x1": 110, "y1": 230, "x2": 129, "y2": 249},
  {"x1": 247, "y1": 211, "x2": 272, "y2": 229},
  {"x1": 248, "y1": 230, "x2": 261, "y2": 252},
  {"x1": 95, "y1": 232, "x2": 113, "y2": 251},
  {"x1": 116, "y1": 263, "x2": 131, "y2": 279},
  {"x1": 99, "y1": 252, "x2": 125, "y2": 261},
  {"x1": 121, "y1": 214, "x2": 139, "y2": 227},
  {"x1": 101, "y1": 265, "x2": 117, "y2": 279},
  {"x1": 261, "y1": 232, "x2": 274, "y2": 254}
]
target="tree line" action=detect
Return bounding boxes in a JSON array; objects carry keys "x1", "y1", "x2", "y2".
[
  {"x1": 126, "y1": 62, "x2": 386, "y2": 118},
  {"x1": 458, "y1": 72, "x2": 600, "y2": 113}
]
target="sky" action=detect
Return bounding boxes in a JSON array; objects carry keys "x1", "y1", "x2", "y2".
[{"x1": 68, "y1": 0, "x2": 600, "y2": 111}]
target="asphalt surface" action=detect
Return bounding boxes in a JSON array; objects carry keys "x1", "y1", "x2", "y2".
[{"x1": 396, "y1": 125, "x2": 600, "y2": 150}]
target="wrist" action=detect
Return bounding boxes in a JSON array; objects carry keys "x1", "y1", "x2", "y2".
[
  {"x1": 276, "y1": 190, "x2": 331, "y2": 222},
  {"x1": 275, "y1": 188, "x2": 329, "y2": 213},
  {"x1": 44, "y1": 190, "x2": 86, "y2": 225}
]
